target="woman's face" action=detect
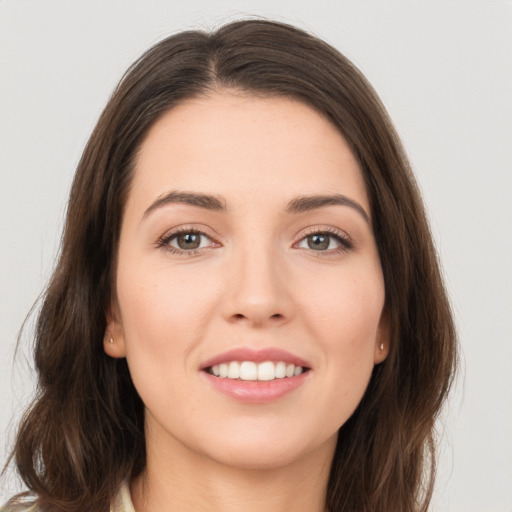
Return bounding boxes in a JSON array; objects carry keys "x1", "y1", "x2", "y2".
[{"x1": 106, "y1": 91, "x2": 388, "y2": 471}]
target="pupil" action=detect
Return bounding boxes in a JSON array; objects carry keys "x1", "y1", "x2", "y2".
[
  {"x1": 308, "y1": 234, "x2": 329, "y2": 250},
  {"x1": 178, "y1": 233, "x2": 200, "y2": 250}
]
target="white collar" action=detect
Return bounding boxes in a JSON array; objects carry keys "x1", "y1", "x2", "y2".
[{"x1": 111, "y1": 481, "x2": 136, "y2": 512}]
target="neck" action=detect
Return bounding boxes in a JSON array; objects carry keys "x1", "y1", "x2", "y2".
[{"x1": 130, "y1": 427, "x2": 335, "y2": 512}]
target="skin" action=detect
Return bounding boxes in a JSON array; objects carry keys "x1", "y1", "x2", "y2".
[{"x1": 105, "y1": 90, "x2": 388, "y2": 512}]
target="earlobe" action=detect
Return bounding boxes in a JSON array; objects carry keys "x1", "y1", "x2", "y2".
[
  {"x1": 104, "y1": 333, "x2": 127, "y2": 358},
  {"x1": 104, "y1": 304, "x2": 127, "y2": 358},
  {"x1": 374, "y1": 340, "x2": 389, "y2": 364},
  {"x1": 374, "y1": 310, "x2": 390, "y2": 364}
]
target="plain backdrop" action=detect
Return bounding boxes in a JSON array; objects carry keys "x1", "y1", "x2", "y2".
[{"x1": 1, "y1": 1, "x2": 511, "y2": 511}]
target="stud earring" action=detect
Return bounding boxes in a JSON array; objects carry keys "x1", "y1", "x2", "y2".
[
  {"x1": 379, "y1": 343, "x2": 384, "y2": 350},
  {"x1": 109, "y1": 336, "x2": 114, "y2": 344}
]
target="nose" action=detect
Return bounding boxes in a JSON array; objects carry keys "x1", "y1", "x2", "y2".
[{"x1": 221, "y1": 240, "x2": 295, "y2": 328}]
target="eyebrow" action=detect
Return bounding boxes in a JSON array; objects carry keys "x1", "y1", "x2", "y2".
[
  {"x1": 143, "y1": 190, "x2": 226, "y2": 218},
  {"x1": 286, "y1": 194, "x2": 370, "y2": 224},
  {"x1": 142, "y1": 190, "x2": 370, "y2": 224}
]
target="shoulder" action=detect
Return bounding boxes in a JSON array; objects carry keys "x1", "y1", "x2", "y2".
[
  {"x1": 1, "y1": 481, "x2": 133, "y2": 512},
  {"x1": 0, "y1": 502, "x2": 39, "y2": 512}
]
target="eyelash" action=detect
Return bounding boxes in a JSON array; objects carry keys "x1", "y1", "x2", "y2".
[
  {"x1": 155, "y1": 227, "x2": 217, "y2": 256},
  {"x1": 295, "y1": 226, "x2": 353, "y2": 256},
  {"x1": 155, "y1": 226, "x2": 353, "y2": 257}
]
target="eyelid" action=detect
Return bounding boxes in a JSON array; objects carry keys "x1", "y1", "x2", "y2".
[
  {"x1": 155, "y1": 224, "x2": 221, "y2": 254},
  {"x1": 154, "y1": 224, "x2": 353, "y2": 256},
  {"x1": 293, "y1": 225, "x2": 354, "y2": 253}
]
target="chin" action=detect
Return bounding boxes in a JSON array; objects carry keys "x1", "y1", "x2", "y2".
[
  {"x1": 216, "y1": 446, "x2": 301, "y2": 470},
  {"x1": 199, "y1": 428, "x2": 338, "y2": 472}
]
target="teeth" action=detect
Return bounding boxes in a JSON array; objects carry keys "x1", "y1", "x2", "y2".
[
  {"x1": 209, "y1": 361, "x2": 305, "y2": 381},
  {"x1": 240, "y1": 361, "x2": 257, "y2": 381},
  {"x1": 257, "y1": 361, "x2": 275, "y2": 381},
  {"x1": 220, "y1": 363, "x2": 229, "y2": 378},
  {"x1": 228, "y1": 361, "x2": 240, "y2": 379},
  {"x1": 275, "y1": 361, "x2": 286, "y2": 378}
]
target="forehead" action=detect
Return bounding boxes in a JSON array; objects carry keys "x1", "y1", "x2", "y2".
[{"x1": 130, "y1": 91, "x2": 369, "y2": 213}]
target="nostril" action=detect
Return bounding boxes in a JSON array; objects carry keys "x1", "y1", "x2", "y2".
[{"x1": 231, "y1": 312, "x2": 284, "y2": 322}]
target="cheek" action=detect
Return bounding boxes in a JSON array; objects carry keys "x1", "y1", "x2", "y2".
[
  {"x1": 303, "y1": 264, "x2": 385, "y2": 341},
  {"x1": 114, "y1": 263, "x2": 218, "y2": 415},
  {"x1": 116, "y1": 259, "x2": 220, "y2": 359},
  {"x1": 298, "y1": 262, "x2": 384, "y2": 400},
  {"x1": 308, "y1": 280, "x2": 382, "y2": 430}
]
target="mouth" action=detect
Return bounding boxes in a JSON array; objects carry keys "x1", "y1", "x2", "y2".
[
  {"x1": 201, "y1": 348, "x2": 311, "y2": 403},
  {"x1": 205, "y1": 360, "x2": 309, "y2": 381}
]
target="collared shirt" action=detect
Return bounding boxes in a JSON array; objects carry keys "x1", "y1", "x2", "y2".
[
  {"x1": 111, "y1": 481, "x2": 136, "y2": 512},
  {"x1": 1, "y1": 482, "x2": 136, "y2": 512}
]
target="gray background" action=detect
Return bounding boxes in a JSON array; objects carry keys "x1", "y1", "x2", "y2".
[{"x1": 1, "y1": 1, "x2": 511, "y2": 510}]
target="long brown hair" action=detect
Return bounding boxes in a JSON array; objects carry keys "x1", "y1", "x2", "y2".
[{"x1": 5, "y1": 19, "x2": 456, "y2": 512}]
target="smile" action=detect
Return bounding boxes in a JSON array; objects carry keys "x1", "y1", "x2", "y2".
[
  {"x1": 207, "y1": 361, "x2": 305, "y2": 381},
  {"x1": 201, "y1": 348, "x2": 311, "y2": 402}
]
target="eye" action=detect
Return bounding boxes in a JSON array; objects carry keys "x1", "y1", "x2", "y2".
[
  {"x1": 295, "y1": 229, "x2": 352, "y2": 253},
  {"x1": 156, "y1": 229, "x2": 217, "y2": 254},
  {"x1": 171, "y1": 232, "x2": 209, "y2": 250}
]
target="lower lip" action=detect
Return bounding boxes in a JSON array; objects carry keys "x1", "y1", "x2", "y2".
[{"x1": 203, "y1": 372, "x2": 309, "y2": 403}]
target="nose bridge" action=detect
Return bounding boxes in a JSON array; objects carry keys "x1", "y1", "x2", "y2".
[{"x1": 223, "y1": 232, "x2": 292, "y2": 326}]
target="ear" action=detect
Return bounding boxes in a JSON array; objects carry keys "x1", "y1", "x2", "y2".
[
  {"x1": 104, "y1": 301, "x2": 127, "y2": 359},
  {"x1": 374, "y1": 309, "x2": 390, "y2": 364}
]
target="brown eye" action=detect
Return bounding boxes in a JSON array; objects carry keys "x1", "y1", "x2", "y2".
[
  {"x1": 176, "y1": 233, "x2": 201, "y2": 250},
  {"x1": 299, "y1": 233, "x2": 341, "y2": 251},
  {"x1": 296, "y1": 230, "x2": 350, "y2": 253},
  {"x1": 166, "y1": 231, "x2": 212, "y2": 252},
  {"x1": 307, "y1": 234, "x2": 330, "y2": 250}
]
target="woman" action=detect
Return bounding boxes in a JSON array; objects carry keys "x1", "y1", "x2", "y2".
[{"x1": 2, "y1": 19, "x2": 456, "y2": 512}]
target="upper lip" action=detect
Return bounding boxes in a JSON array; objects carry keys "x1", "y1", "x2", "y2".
[{"x1": 200, "y1": 347, "x2": 311, "y2": 370}]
